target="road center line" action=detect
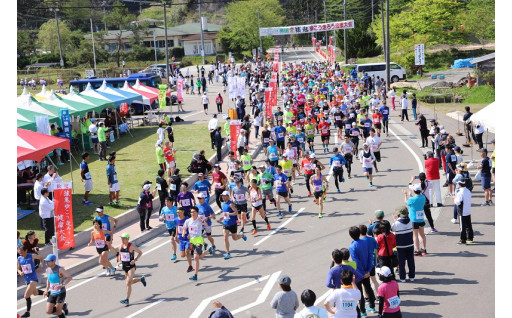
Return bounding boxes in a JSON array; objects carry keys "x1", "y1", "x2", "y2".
[
  {"x1": 125, "y1": 299, "x2": 165, "y2": 318},
  {"x1": 230, "y1": 270, "x2": 282, "y2": 315},
  {"x1": 254, "y1": 207, "x2": 305, "y2": 246}
]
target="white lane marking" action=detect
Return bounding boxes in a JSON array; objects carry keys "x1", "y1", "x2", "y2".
[
  {"x1": 125, "y1": 299, "x2": 165, "y2": 318},
  {"x1": 189, "y1": 273, "x2": 273, "y2": 318},
  {"x1": 326, "y1": 164, "x2": 335, "y2": 182},
  {"x1": 308, "y1": 49, "x2": 321, "y2": 62},
  {"x1": 253, "y1": 207, "x2": 305, "y2": 246},
  {"x1": 388, "y1": 127, "x2": 424, "y2": 173},
  {"x1": 17, "y1": 240, "x2": 170, "y2": 312},
  {"x1": 230, "y1": 270, "x2": 282, "y2": 315},
  {"x1": 181, "y1": 111, "x2": 204, "y2": 119},
  {"x1": 314, "y1": 289, "x2": 334, "y2": 306}
]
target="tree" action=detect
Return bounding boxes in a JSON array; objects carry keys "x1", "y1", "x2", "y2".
[
  {"x1": 456, "y1": 0, "x2": 495, "y2": 43},
  {"x1": 103, "y1": 1, "x2": 136, "y2": 67},
  {"x1": 18, "y1": 30, "x2": 36, "y2": 56},
  {"x1": 138, "y1": 2, "x2": 186, "y2": 27},
  {"x1": 36, "y1": 19, "x2": 75, "y2": 54},
  {"x1": 218, "y1": 0, "x2": 285, "y2": 54}
]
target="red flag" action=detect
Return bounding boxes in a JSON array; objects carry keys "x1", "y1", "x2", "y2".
[
  {"x1": 230, "y1": 120, "x2": 241, "y2": 159},
  {"x1": 53, "y1": 182, "x2": 75, "y2": 250},
  {"x1": 265, "y1": 88, "x2": 272, "y2": 119}
]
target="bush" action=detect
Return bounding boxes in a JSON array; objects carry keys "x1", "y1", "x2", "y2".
[{"x1": 171, "y1": 47, "x2": 185, "y2": 58}]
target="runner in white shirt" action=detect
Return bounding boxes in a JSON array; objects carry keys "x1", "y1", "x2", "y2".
[
  {"x1": 202, "y1": 92, "x2": 210, "y2": 115},
  {"x1": 359, "y1": 143, "x2": 377, "y2": 187},
  {"x1": 340, "y1": 136, "x2": 355, "y2": 179},
  {"x1": 365, "y1": 128, "x2": 383, "y2": 172}
]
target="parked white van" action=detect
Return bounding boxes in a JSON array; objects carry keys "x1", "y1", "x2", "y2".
[{"x1": 356, "y1": 63, "x2": 407, "y2": 83}]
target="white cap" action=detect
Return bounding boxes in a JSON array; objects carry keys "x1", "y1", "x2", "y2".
[
  {"x1": 412, "y1": 183, "x2": 422, "y2": 191},
  {"x1": 310, "y1": 153, "x2": 316, "y2": 158},
  {"x1": 377, "y1": 266, "x2": 392, "y2": 277},
  {"x1": 221, "y1": 191, "x2": 230, "y2": 196},
  {"x1": 197, "y1": 193, "x2": 206, "y2": 198}
]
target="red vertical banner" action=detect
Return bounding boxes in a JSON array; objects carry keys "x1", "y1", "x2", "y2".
[
  {"x1": 312, "y1": 37, "x2": 316, "y2": 47},
  {"x1": 53, "y1": 182, "x2": 75, "y2": 250},
  {"x1": 265, "y1": 87, "x2": 272, "y2": 119},
  {"x1": 230, "y1": 120, "x2": 241, "y2": 159},
  {"x1": 177, "y1": 78, "x2": 184, "y2": 102}
]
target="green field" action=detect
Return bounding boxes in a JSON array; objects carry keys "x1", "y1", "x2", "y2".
[{"x1": 17, "y1": 124, "x2": 215, "y2": 246}]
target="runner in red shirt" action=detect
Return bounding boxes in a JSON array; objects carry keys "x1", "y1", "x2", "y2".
[
  {"x1": 301, "y1": 152, "x2": 315, "y2": 196},
  {"x1": 372, "y1": 108, "x2": 383, "y2": 137},
  {"x1": 212, "y1": 164, "x2": 227, "y2": 209},
  {"x1": 163, "y1": 142, "x2": 176, "y2": 177},
  {"x1": 318, "y1": 117, "x2": 331, "y2": 153}
]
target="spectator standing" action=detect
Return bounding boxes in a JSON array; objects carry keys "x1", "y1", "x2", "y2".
[
  {"x1": 411, "y1": 93, "x2": 418, "y2": 120},
  {"x1": 202, "y1": 92, "x2": 210, "y2": 115},
  {"x1": 424, "y1": 151, "x2": 443, "y2": 207},
  {"x1": 454, "y1": 180, "x2": 474, "y2": 244},
  {"x1": 270, "y1": 275, "x2": 299, "y2": 318},
  {"x1": 80, "y1": 152, "x2": 94, "y2": 206},
  {"x1": 415, "y1": 115, "x2": 429, "y2": 148},
  {"x1": 477, "y1": 148, "x2": 493, "y2": 206},
  {"x1": 43, "y1": 165, "x2": 61, "y2": 200},
  {"x1": 214, "y1": 127, "x2": 224, "y2": 161},
  {"x1": 400, "y1": 93, "x2": 409, "y2": 122},
  {"x1": 215, "y1": 92, "x2": 224, "y2": 114},
  {"x1": 39, "y1": 188, "x2": 54, "y2": 245},
  {"x1": 295, "y1": 289, "x2": 328, "y2": 318},
  {"x1": 209, "y1": 114, "x2": 219, "y2": 150},
  {"x1": 474, "y1": 123, "x2": 484, "y2": 149},
  {"x1": 391, "y1": 206, "x2": 415, "y2": 282},
  {"x1": 33, "y1": 173, "x2": 45, "y2": 229}
]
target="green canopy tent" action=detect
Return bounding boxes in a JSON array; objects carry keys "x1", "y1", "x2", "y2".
[{"x1": 17, "y1": 108, "x2": 60, "y2": 131}]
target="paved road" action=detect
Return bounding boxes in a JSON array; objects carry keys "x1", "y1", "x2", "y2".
[{"x1": 17, "y1": 49, "x2": 495, "y2": 318}]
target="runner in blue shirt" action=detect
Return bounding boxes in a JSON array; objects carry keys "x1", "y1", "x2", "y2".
[
  {"x1": 268, "y1": 140, "x2": 280, "y2": 166},
  {"x1": 379, "y1": 103, "x2": 390, "y2": 137},
  {"x1": 274, "y1": 122, "x2": 287, "y2": 155},
  {"x1": 193, "y1": 173, "x2": 211, "y2": 202},
  {"x1": 175, "y1": 208, "x2": 193, "y2": 272},
  {"x1": 18, "y1": 246, "x2": 45, "y2": 318},
  {"x1": 159, "y1": 197, "x2": 179, "y2": 260},
  {"x1": 80, "y1": 152, "x2": 94, "y2": 205},
  {"x1": 196, "y1": 192, "x2": 216, "y2": 254},
  {"x1": 273, "y1": 165, "x2": 292, "y2": 217},
  {"x1": 330, "y1": 148, "x2": 347, "y2": 193},
  {"x1": 220, "y1": 191, "x2": 247, "y2": 259}
]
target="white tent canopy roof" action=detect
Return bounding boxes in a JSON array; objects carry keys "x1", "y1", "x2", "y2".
[
  {"x1": 471, "y1": 102, "x2": 496, "y2": 134},
  {"x1": 17, "y1": 93, "x2": 57, "y2": 116}
]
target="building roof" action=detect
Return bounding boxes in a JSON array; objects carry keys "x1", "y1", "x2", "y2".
[
  {"x1": 180, "y1": 34, "x2": 219, "y2": 41},
  {"x1": 84, "y1": 22, "x2": 223, "y2": 41},
  {"x1": 470, "y1": 52, "x2": 495, "y2": 65}
]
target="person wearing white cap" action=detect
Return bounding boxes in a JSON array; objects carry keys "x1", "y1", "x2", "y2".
[
  {"x1": 402, "y1": 183, "x2": 427, "y2": 257},
  {"x1": 453, "y1": 179, "x2": 474, "y2": 245},
  {"x1": 202, "y1": 91, "x2": 210, "y2": 115},
  {"x1": 220, "y1": 190, "x2": 247, "y2": 259},
  {"x1": 136, "y1": 181, "x2": 158, "y2": 232},
  {"x1": 359, "y1": 143, "x2": 377, "y2": 187},
  {"x1": 237, "y1": 129, "x2": 247, "y2": 157},
  {"x1": 376, "y1": 266, "x2": 402, "y2": 317}
]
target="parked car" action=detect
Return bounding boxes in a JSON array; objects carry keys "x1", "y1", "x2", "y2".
[{"x1": 356, "y1": 62, "x2": 407, "y2": 83}]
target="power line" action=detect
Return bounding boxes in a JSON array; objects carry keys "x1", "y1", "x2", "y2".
[{"x1": 31, "y1": 0, "x2": 244, "y2": 10}]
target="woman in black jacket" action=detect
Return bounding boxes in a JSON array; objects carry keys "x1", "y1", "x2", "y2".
[{"x1": 415, "y1": 114, "x2": 429, "y2": 148}]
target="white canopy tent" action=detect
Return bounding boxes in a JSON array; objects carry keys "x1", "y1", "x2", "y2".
[
  {"x1": 17, "y1": 92, "x2": 58, "y2": 117},
  {"x1": 470, "y1": 102, "x2": 496, "y2": 134}
]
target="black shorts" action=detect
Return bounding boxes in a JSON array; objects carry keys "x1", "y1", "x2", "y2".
[
  {"x1": 447, "y1": 171, "x2": 455, "y2": 183},
  {"x1": 370, "y1": 266, "x2": 376, "y2": 276},
  {"x1": 270, "y1": 160, "x2": 278, "y2": 167},
  {"x1": 314, "y1": 191, "x2": 324, "y2": 199},
  {"x1": 203, "y1": 104, "x2": 208, "y2": 109},
  {"x1": 167, "y1": 228, "x2": 177, "y2": 237},
  {"x1": 292, "y1": 163, "x2": 297, "y2": 168},
  {"x1": 91, "y1": 137, "x2": 98, "y2": 144},
  {"x1": 374, "y1": 151, "x2": 381, "y2": 162},
  {"x1": 223, "y1": 224, "x2": 238, "y2": 234},
  {"x1": 47, "y1": 291, "x2": 66, "y2": 304},
  {"x1": 321, "y1": 135, "x2": 330, "y2": 142},
  {"x1": 492, "y1": 167, "x2": 495, "y2": 174},
  {"x1": 277, "y1": 191, "x2": 288, "y2": 198},
  {"x1": 191, "y1": 243, "x2": 204, "y2": 255},
  {"x1": 105, "y1": 236, "x2": 111, "y2": 242},
  {"x1": 413, "y1": 221, "x2": 425, "y2": 229},
  {"x1": 277, "y1": 140, "x2": 285, "y2": 149},
  {"x1": 235, "y1": 203, "x2": 248, "y2": 213},
  {"x1": 374, "y1": 123, "x2": 382, "y2": 129},
  {"x1": 344, "y1": 153, "x2": 353, "y2": 164},
  {"x1": 96, "y1": 246, "x2": 109, "y2": 255},
  {"x1": 307, "y1": 137, "x2": 315, "y2": 143},
  {"x1": 122, "y1": 263, "x2": 136, "y2": 273}
]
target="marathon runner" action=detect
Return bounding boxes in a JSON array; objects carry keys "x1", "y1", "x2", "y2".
[
  {"x1": 88, "y1": 219, "x2": 115, "y2": 276},
  {"x1": 18, "y1": 246, "x2": 45, "y2": 318},
  {"x1": 257, "y1": 165, "x2": 276, "y2": 213},
  {"x1": 248, "y1": 179, "x2": 271, "y2": 234},
  {"x1": 195, "y1": 193, "x2": 216, "y2": 254},
  {"x1": 341, "y1": 135, "x2": 355, "y2": 179},
  {"x1": 220, "y1": 191, "x2": 247, "y2": 259},
  {"x1": 366, "y1": 128, "x2": 383, "y2": 173},
  {"x1": 273, "y1": 165, "x2": 293, "y2": 218},
  {"x1": 116, "y1": 233, "x2": 146, "y2": 306},
  {"x1": 359, "y1": 143, "x2": 377, "y2": 187},
  {"x1": 231, "y1": 178, "x2": 249, "y2": 233},
  {"x1": 159, "y1": 197, "x2": 179, "y2": 260},
  {"x1": 330, "y1": 147, "x2": 347, "y2": 193},
  {"x1": 310, "y1": 166, "x2": 329, "y2": 218},
  {"x1": 183, "y1": 206, "x2": 209, "y2": 281},
  {"x1": 43, "y1": 254, "x2": 72, "y2": 317}
]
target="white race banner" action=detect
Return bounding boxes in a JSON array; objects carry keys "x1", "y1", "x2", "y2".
[
  {"x1": 228, "y1": 76, "x2": 237, "y2": 99},
  {"x1": 260, "y1": 20, "x2": 354, "y2": 37},
  {"x1": 237, "y1": 76, "x2": 246, "y2": 99},
  {"x1": 415, "y1": 44, "x2": 425, "y2": 66}
]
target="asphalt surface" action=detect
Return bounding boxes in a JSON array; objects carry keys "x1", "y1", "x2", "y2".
[{"x1": 17, "y1": 48, "x2": 495, "y2": 318}]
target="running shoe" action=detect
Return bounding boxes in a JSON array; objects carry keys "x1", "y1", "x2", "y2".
[
  {"x1": 224, "y1": 253, "x2": 231, "y2": 259},
  {"x1": 171, "y1": 254, "x2": 177, "y2": 260},
  {"x1": 430, "y1": 228, "x2": 438, "y2": 233},
  {"x1": 488, "y1": 200, "x2": 493, "y2": 205},
  {"x1": 242, "y1": 234, "x2": 247, "y2": 241},
  {"x1": 204, "y1": 243, "x2": 208, "y2": 251},
  {"x1": 480, "y1": 201, "x2": 489, "y2": 206},
  {"x1": 366, "y1": 176, "x2": 369, "y2": 180},
  {"x1": 109, "y1": 202, "x2": 115, "y2": 207},
  {"x1": 288, "y1": 205, "x2": 292, "y2": 212},
  {"x1": 341, "y1": 177, "x2": 345, "y2": 182},
  {"x1": 451, "y1": 218, "x2": 458, "y2": 224},
  {"x1": 337, "y1": 189, "x2": 341, "y2": 193},
  {"x1": 466, "y1": 240, "x2": 474, "y2": 244},
  {"x1": 414, "y1": 251, "x2": 422, "y2": 257},
  {"x1": 369, "y1": 183, "x2": 373, "y2": 187},
  {"x1": 318, "y1": 213, "x2": 323, "y2": 219},
  {"x1": 105, "y1": 268, "x2": 110, "y2": 276},
  {"x1": 85, "y1": 201, "x2": 94, "y2": 206},
  {"x1": 457, "y1": 240, "x2": 466, "y2": 245},
  {"x1": 267, "y1": 224, "x2": 271, "y2": 230},
  {"x1": 307, "y1": 191, "x2": 312, "y2": 197},
  {"x1": 360, "y1": 313, "x2": 367, "y2": 317},
  {"x1": 251, "y1": 229, "x2": 258, "y2": 235},
  {"x1": 277, "y1": 212, "x2": 282, "y2": 218},
  {"x1": 323, "y1": 196, "x2": 326, "y2": 203},
  {"x1": 189, "y1": 274, "x2": 198, "y2": 281},
  {"x1": 187, "y1": 266, "x2": 194, "y2": 273},
  {"x1": 141, "y1": 275, "x2": 146, "y2": 287},
  {"x1": 366, "y1": 307, "x2": 376, "y2": 313},
  {"x1": 209, "y1": 246, "x2": 214, "y2": 254},
  {"x1": 399, "y1": 279, "x2": 406, "y2": 283},
  {"x1": 436, "y1": 203, "x2": 444, "y2": 207},
  {"x1": 409, "y1": 278, "x2": 415, "y2": 282},
  {"x1": 111, "y1": 267, "x2": 116, "y2": 276},
  {"x1": 292, "y1": 181, "x2": 296, "y2": 185},
  {"x1": 120, "y1": 299, "x2": 129, "y2": 306},
  {"x1": 21, "y1": 312, "x2": 30, "y2": 317},
  {"x1": 420, "y1": 249, "x2": 427, "y2": 255},
  {"x1": 63, "y1": 303, "x2": 69, "y2": 315},
  {"x1": 115, "y1": 200, "x2": 121, "y2": 206}
]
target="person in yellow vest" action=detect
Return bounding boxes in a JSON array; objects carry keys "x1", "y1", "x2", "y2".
[
  {"x1": 155, "y1": 140, "x2": 166, "y2": 171},
  {"x1": 97, "y1": 122, "x2": 109, "y2": 161}
]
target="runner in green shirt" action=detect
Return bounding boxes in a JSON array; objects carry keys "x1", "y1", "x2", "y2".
[
  {"x1": 241, "y1": 149, "x2": 252, "y2": 182},
  {"x1": 257, "y1": 165, "x2": 275, "y2": 213},
  {"x1": 305, "y1": 121, "x2": 316, "y2": 153}
]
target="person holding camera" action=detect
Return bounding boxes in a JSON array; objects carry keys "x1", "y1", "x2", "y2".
[{"x1": 474, "y1": 123, "x2": 485, "y2": 150}]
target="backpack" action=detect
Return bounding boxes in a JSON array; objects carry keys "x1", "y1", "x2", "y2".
[{"x1": 461, "y1": 171, "x2": 473, "y2": 192}]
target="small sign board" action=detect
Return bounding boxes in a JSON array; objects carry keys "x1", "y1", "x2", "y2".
[
  {"x1": 85, "y1": 70, "x2": 95, "y2": 78},
  {"x1": 415, "y1": 44, "x2": 425, "y2": 66}
]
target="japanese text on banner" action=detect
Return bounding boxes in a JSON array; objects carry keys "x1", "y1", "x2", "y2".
[
  {"x1": 177, "y1": 78, "x2": 184, "y2": 101},
  {"x1": 53, "y1": 182, "x2": 75, "y2": 250},
  {"x1": 230, "y1": 120, "x2": 241, "y2": 159}
]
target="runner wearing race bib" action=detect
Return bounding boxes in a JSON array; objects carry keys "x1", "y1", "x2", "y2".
[
  {"x1": 175, "y1": 208, "x2": 193, "y2": 272},
  {"x1": 405, "y1": 183, "x2": 427, "y2": 257},
  {"x1": 330, "y1": 148, "x2": 347, "y2": 193},
  {"x1": 273, "y1": 165, "x2": 292, "y2": 218},
  {"x1": 193, "y1": 173, "x2": 212, "y2": 202},
  {"x1": 341, "y1": 136, "x2": 355, "y2": 178},
  {"x1": 159, "y1": 197, "x2": 179, "y2": 260},
  {"x1": 220, "y1": 192, "x2": 248, "y2": 260},
  {"x1": 310, "y1": 166, "x2": 329, "y2": 218},
  {"x1": 379, "y1": 104, "x2": 390, "y2": 136},
  {"x1": 116, "y1": 233, "x2": 146, "y2": 306},
  {"x1": 248, "y1": 179, "x2": 271, "y2": 235},
  {"x1": 182, "y1": 207, "x2": 209, "y2": 281},
  {"x1": 43, "y1": 253, "x2": 72, "y2": 316},
  {"x1": 18, "y1": 246, "x2": 46, "y2": 318},
  {"x1": 366, "y1": 128, "x2": 383, "y2": 172},
  {"x1": 318, "y1": 117, "x2": 331, "y2": 153},
  {"x1": 196, "y1": 193, "x2": 216, "y2": 254},
  {"x1": 232, "y1": 179, "x2": 249, "y2": 233},
  {"x1": 89, "y1": 219, "x2": 115, "y2": 277},
  {"x1": 359, "y1": 144, "x2": 377, "y2": 187}
]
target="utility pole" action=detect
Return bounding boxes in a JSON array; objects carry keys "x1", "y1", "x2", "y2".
[
  {"x1": 323, "y1": 0, "x2": 327, "y2": 46},
  {"x1": 50, "y1": 7, "x2": 64, "y2": 67},
  {"x1": 372, "y1": 0, "x2": 374, "y2": 22},
  {"x1": 198, "y1": 0, "x2": 206, "y2": 65},
  {"x1": 163, "y1": 1, "x2": 170, "y2": 83},
  {"x1": 103, "y1": 1, "x2": 107, "y2": 31},
  {"x1": 258, "y1": 8, "x2": 263, "y2": 60},
  {"x1": 315, "y1": 10, "x2": 317, "y2": 42},
  {"x1": 90, "y1": 18, "x2": 97, "y2": 73},
  {"x1": 153, "y1": 31, "x2": 158, "y2": 64},
  {"x1": 386, "y1": 0, "x2": 390, "y2": 89},
  {"x1": 381, "y1": 0, "x2": 386, "y2": 63},
  {"x1": 344, "y1": 0, "x2": 347, "y2": 64}
]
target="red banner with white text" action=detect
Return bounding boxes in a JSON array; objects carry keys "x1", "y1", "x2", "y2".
[
  {"x1": 230, "y1": 120, "x2": 241, "y2": 159},
  {"x1": 53, "y1": 182, "x2": 75, "y2": 250}
]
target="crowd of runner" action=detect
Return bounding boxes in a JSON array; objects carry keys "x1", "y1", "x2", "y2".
[{"x1": 18, "y1": 53, "x2": 494, "y2": 317}]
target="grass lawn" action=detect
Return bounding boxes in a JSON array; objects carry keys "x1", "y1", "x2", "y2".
[{"x1": 17, "y1": 123, "x2": 214, "y2": 246}]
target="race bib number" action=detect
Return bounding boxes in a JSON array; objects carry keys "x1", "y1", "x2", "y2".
[
  {"x1": 200, "y1": 191, "x2": 208, "y2": 198},
  {"x1": 49, "y1": 284, "x2": 60, "y2": 292},
  {"x1": 214, "y1": 182, "x2": 222, "y2": 189},
  {"x1": 120, "y1": 252, "x2": 130, "y2": 262},
  {"x1": 344, "y1": 146, "x2": 352, "y2": 153},
  {"x1": 304, "y1": 164, "x2": 313, "y2": 170},
  {"x1": 235, "y1": 194, "x2": 245, "y2": 201},
  {"x1": 387, "y1": 296, "x2": 401, "y2": 309},
  {"x1": 243, "y1": 160, "x2": 250, "y2": 166},
  {"x1": 345, "y1": 124, "x2": 351, "y2": 129},
  {"x1": 95, "y1": 239, "x2": 105, "y2": 248},
  {"x1": 188, "y1": 226, "x2": 199, "y2": 235},
  {"x1": 350, "y1": 113, "x2": 355, "y2": 118},
  {"x1": 84, "y1": 172, "x2": 91, "y2": 179},
  {"x1": 270, "y1": 153, "x2": 277, "y2": 159},
  {"x1": 181, "y1": 199, "x2": 191, "y2": 207},
  {"x1": 275, "y1": 180, "x2": 282, "y2": 188},
  {"x1": 177, "y1": 226, "x2": 183, "y2": 234},
  {"x1": 165, "y1": 213, "x2": 175, "y2": 222},
  {"x1": 364, "y1": 157, "x2": 372, "y2": 163},
  {"x1": 364, "y1": 122, "x2": 371, "y2": 127},
  {"x1": 307, "y1": 130, "x2": 313, "y2": 135},
  {"x1": 333, "y1": 161, "x2": 340, "y2": 167},
  {"x1": 298, "y1": 138, "x2": 304, "y2": 143},
  {"x1": 374, "y1": 118, "x2": 380, "y2": 123},
  {"x1": 341, "y1": 300, "x2": 357, "y2": 311},
  {"x1": 284, "y1": 169, "x2": 290, "y2": 175},
  {"x1": 322, "y1": 129, "x2": 328, "y2": 134},
  {"x1": 277, "y1": 116, "x2": 283, "y2": 121},
  {"x1": 170, "y1": 184, "x2": 177, "y2": 191},
  {"x1": 416, "y1": 210, "x2": 425, "y2": 220},
  {"x1": 278, "y1": 133, "x2": 284, "y2": 138},
  {"x1": 314, "y1": 111, "x2": 319, "y2": 115},
  {"x1": 228, "y1": 163, "x2": 235, "y2": 171},
  {"x1": 102, "y1": 223, "x2": 108, "y2": 231},
  {"x1": 263, "y1": 138, "x2": 270, "y2": 143},
  {"x1": 314, "y1": 185, "x2": 322, "y2": 192},
  {"x1": 21, "y1": 264, "x2": 32, "y2": 274},
  {"x1": 371, "y1": 145, "x2": 378, "y2": 152},
  {"x1": 382, "y1": 110, "x2": 388, "y2": 115},
  {"x1": 335, "y1": 116, "x2": 341, "y2": 121},
  {"x1": 156, "y1": 183, "x2": 162, "y2": 191},
  {"x1": 451, "y1": 155, "x2": 457, "y2": 162},
  {"x1": 223, "y1": 212, "x2": 230, "y2": 220}
]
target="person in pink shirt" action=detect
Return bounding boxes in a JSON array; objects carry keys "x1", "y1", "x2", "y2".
[{"x1": 377, "y1": 266, "x2": 402, "y2": 317}]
